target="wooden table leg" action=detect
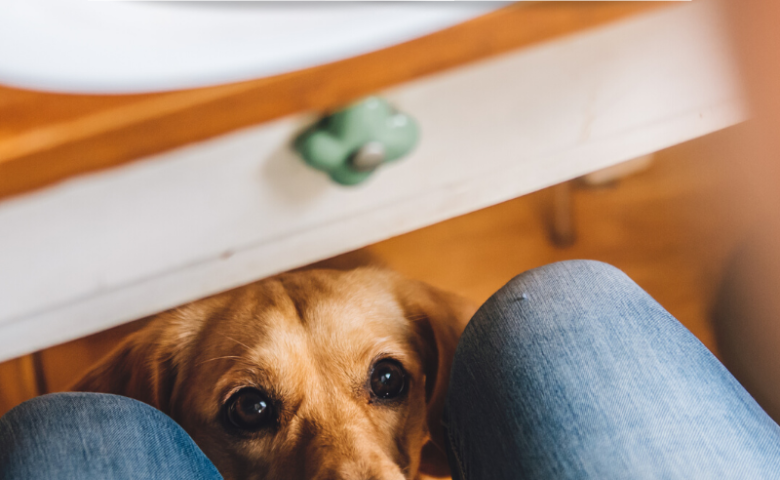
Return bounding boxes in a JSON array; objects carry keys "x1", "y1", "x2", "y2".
[
  {"x1": 551, "y1": 181, "x2": 576, "y2": 248},
  {"x1": 31, "y1": 351, "x2": 48, "y2": 396}
]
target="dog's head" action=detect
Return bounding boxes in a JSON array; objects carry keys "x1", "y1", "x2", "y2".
[{"x1": 71, "y1": 268, "x2": 475, "y2": 480}]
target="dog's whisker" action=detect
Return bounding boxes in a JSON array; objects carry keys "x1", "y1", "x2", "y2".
[
  {"x1": 196, "y1": 355, "x2": 245, "y2": 366},
  {"x1": 218, "y1": 332, "x2": 254, "y2": 352}
]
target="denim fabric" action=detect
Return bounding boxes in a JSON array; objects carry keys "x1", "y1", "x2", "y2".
[
  {"x1": 0, "y1": 392, "x2": 222, "y2": 480},
  {"x1": 444, "y1": 260, "x2": 780, "y2": 480}
]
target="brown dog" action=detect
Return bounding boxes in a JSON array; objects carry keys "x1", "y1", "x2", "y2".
[{"x1": 70, "y1": 268, "x2": 476, "y2": 480}]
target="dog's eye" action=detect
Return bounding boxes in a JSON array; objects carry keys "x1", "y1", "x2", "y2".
[
  {"x1": 370, "y1": 359, "x2": 407, "y2": 400},
  {"x1": 226, "y1": 388, "x2": 274, "y2": 431}
]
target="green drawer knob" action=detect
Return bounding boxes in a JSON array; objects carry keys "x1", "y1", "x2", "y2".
[{"x1": 294, "y1": 97, "x2": 419, "y2": 185}]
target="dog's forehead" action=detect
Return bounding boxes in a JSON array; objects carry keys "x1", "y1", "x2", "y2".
[
  {"x1": 266, "y1": 270, "x2": 412, "y2": 342},
  {"x1": 212, "y1": 269, "x2": 417, "y2": 359},
  {"x1": 260, "y1": 268, "x2": 402, "y2": 318},
  {"x1": 194, "y1": 269, "x2": 421, "y2": 399}
]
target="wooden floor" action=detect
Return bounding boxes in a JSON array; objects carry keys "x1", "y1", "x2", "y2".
[{"x1": 0, "y1": 125, "x2": 751, "y2": 417}]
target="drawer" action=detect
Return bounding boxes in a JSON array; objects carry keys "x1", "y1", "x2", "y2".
[{"x1": 0, "y1": 1, "x2": 745, "y2": 362}]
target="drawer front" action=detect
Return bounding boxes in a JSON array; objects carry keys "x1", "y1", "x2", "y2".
[{"x1": 0, "y1": 1, "x2": 744, "y2": 361}]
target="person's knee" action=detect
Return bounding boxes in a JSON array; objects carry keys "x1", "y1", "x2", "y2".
[
  {"x1": 1, "y1": 393, "x2": 221, "y2": 480},
  {"x1": 444, "y1": 261, "x2": 780, "y2": 480},
  {"x1": 497, "y1": 259, "x2": 630, "y2": 310},
  {"x1": 450, "y1": 259, "x2": 679, "y2": 393},
  {"x1": 2, "y1": 392, "x2": 166, "y2": 433},
  {"x1": 4, "y1": 391, "x2": 152, "y2": 418},
  {"x1": 462, "y1": 260, "x2": 635, "y2": 346},
  {"x1": 1, "y1": 393, "x2": 168, "y2": 452}
]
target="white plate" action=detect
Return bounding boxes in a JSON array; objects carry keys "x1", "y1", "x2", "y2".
[{"x1": 0, "y1": 1, "x2": 504, "y2": 94}]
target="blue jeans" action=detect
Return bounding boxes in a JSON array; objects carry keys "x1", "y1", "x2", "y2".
[{"x1": 2, "y1": 261, "x2": 779, "y2": 479}]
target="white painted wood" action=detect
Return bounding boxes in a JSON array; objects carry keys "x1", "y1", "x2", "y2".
[{"x1": 0, "y1": 1, "x2": 745, "y2": 362}]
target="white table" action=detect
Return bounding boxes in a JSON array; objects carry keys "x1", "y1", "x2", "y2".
[{"x1": 0, "y1": 1, "x2": 745, "y2": 362}]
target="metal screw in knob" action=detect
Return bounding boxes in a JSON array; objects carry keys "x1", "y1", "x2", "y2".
[{"x1": 350, "y1": 141, "x2": 386, "y2": 172}]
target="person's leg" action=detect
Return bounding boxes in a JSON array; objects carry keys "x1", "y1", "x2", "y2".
[
  {"x1": 444, "y1": 260, "x2": 780, "y2": 480},
  {"x1": 0, "y1": 392, "x2": 222, "y2": 480}
]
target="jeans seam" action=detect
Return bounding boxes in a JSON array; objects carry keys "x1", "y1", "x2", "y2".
[{"x1": 446, "y1": 421, "x2": 468, "y2": 480}]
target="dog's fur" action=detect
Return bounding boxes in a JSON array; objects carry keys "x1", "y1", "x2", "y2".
[{"x1": 70, "y1": 268, "x2": 475, "y2": 480}]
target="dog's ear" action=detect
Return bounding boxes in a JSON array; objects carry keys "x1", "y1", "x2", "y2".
[
  {"x1": 396, "y1": 279, "x2": 477, "y2": 477},
  {"x1": 68, "y1": 316, "x2": 191, "y2": 415}
]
